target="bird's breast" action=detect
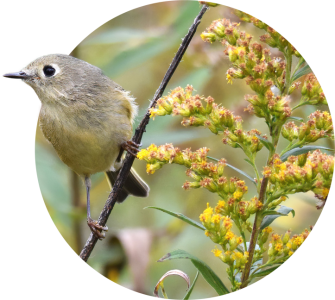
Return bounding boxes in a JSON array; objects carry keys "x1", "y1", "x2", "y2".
[{"x1": 38, "y1": 103, "x2": 130, "y2": 176}]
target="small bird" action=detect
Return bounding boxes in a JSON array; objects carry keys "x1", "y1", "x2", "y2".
[{"x1": 4, "y1": 54, "x2": 149, "y2": 239}]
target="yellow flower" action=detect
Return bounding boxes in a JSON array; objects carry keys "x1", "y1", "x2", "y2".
[
  {"x1": 232, "y1": 251, "x2": 243, "y2": 261},
  {"x1": 212, "y1": 248, "x2": 223, "y2": 257},
  {"x1": 233, "y1": 191, "x2": 243, "y2": 200},
  {"x1": 279, "y1": 163, "x2": 287, "y2": 171},
  {"x1": 275, "y1": 243, "x2": 283, "y2": 251},
  {"x1": 288, "y1": 251, "x2": 294, "y2": 256},
  {"x1": 211, "y1": 214, "x2": 221, "y2": 224},
  {"x1": 137, "y1": 149, "x2": 149, "y2": 160},
  {"x1": 203, "y1": 202, "x2": 214, "y2": 215},
  {"x1": 222, "y1": 216, "x2": 233, "y2": 230},
  {"x1": 226, "y1": 73, "x2": 233, "y2": 85},
  {"x1": 293, "y1": 236, "x2": 304, "y2": 246},
  {"x1": 148, "y1": 144, "x2": 158, "y2": 152},
  {"x1": 225, "y1": 231, "x2": 235, "y2": 240},
  {"x1": 322, "y1": 188, "x2": 329, "y2": 198},
  {"x1": 215, "y1": 200, "x2": 225, "y2": 213},
  {"x1": 263, "y1": 227, "x2": 273, "y2": 234},
  {"x1": 200, "y1": 203, "x2": 213, "y2": 223}
]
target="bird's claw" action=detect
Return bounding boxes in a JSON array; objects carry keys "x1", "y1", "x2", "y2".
[
  {"x1": 121, "y1": 140, "x2": 142, "y2": 157},
  {"x1": 87, "y1": 217, "x2": 108, "y2": 240}
]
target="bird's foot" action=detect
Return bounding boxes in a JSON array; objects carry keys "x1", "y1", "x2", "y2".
[
  {"x1": 87, "y1": 217, "x2": 108, "y2": 240},
  {"x1": 121, "y1": 140, "x2": 142, "y2": 157}
]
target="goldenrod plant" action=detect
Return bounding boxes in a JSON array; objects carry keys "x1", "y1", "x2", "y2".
[{"x1": 138, "y1": 4, "x2": 334, "y2": 297}]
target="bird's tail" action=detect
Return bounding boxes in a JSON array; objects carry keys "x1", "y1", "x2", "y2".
[{"x1": 105, "y1": 167, "x2": 149, "y2": 203}]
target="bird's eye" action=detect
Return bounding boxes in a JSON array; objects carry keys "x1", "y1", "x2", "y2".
[{"x1": 43, "y1": 65, "x2": 56, "y2": 77}]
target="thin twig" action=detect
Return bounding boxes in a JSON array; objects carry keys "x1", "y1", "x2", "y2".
[{"x1": 79, "y1": 4, "x2": 209, "y2": 261}]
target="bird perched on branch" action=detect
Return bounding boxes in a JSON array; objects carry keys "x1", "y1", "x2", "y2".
[{"x1": 4, "y1": 54, "x2": 149, "y2": 239}]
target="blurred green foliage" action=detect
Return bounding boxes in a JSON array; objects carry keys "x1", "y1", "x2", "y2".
[{"x1": 35, "y1": 1, "x2": 327, "y2": 298}]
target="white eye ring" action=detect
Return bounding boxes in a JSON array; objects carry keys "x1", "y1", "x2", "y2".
[{"x1": 42, "y1": 64, "x2": 61, "y2": 78}]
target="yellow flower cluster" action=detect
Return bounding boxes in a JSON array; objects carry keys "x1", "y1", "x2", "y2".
[
  {"x1": 233, "y1": 10, "x2": 299, "y2": 56},
  {"x1": 301, "y1": 73, "x2": 327, "y2": 105},
  {"x1": 263, "y1": 150, "x2": 334, "y2": 204},
  {"x1": 149, "y1": 85, "x2": 237, "y2": 134},
  {"x1": 222, "y1": 127, "x2": 264, "y2": 155},
  {"x1": 201, "y1": 18, "x2": 294, "y2": 123},
  {"x1": 149, "y1": 86, "x2": 264, "y2": 159},
  {"x1": 244, "y1": 92, "x2": 292, "y2": 122},
  {"x1": 268, "y1": 229, "x2": 310, "y2": 261},
  {"x1": 282, "y1": 111, "x2": 333, "y2": 143},
  {"x1": 137, "y1": 144, "x2": 255, "y2": 203},
  {"x1": 212, "y1": 247, "x2": 249, "y2": 269},
  {"x1": 204, "y1": 200, "x2": 250, "y2": 276},
  {"x1": 200, "y1": 18, "x2": 241, "y2": 44},
  {"x1": 200, "y1": 203, "x2": 245, "y2": 252}
]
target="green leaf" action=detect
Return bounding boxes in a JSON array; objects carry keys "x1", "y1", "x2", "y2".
[
  {"x1": 256, "y1": 135, "x2": 274, "y2": 152},
  {"x1": 183, "y1": 272, "x2": 199, "y2": 300},
  {"x1": 262, "y1": 210, "x2": 289, "y2": 216},
  {"x1": 244, "y1": 158, "x2": 254, "y2": 167},
  {"x1": 251, "y1": 265, "x2": 280, "y2": 279},
  {"x1": 287, "y1": 116, "x2": 304, "y2": 122},
  {"x1": 280, "y1": 145, "x2": 334, "y2": 162},
  {"x1": 158, "y1": 250, "x2": 230, "y2": 295},
  {"x1": 207, "y1": 156, "x2": 256, "y2": 185},
  {"x1": 145, "y1": 207, "x2": 206, "y2": 230},
  {"x1": 260, "y1": 206, "x2": 295, "y2": 230},
  {"x1": 291, "y1": 64, "x2": 312, "y2": 82},
  {"x1": 226, "y1": 163, "x2": 256, "y2": 186}
]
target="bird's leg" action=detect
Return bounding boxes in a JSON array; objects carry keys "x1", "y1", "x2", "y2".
[
  {"x1": 85, "y1": 176, "x2": 108, "y2": 240},
  {"x1": 121, "y1": 140, "x2": 142, "y2": 157}
]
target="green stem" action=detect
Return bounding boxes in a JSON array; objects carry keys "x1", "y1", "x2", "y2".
[
  {"x1": 279, "y1": 139, "x2": 306, "y2": 157},
  {"x1": 284, "y1": 50, "x2": 293, "y2": 95},
  {"x1": 292, "y1": 101, "x2": 308, "y2": 111},
  {"x1": 251, "y1": 157, "x2": 261, "y2": 192},
  {"x1": 235, "y1": 218, "x2": 247, "y2": 251},
  {"x1": 279, "y1": 141, "x2": 293, "y2": 157},
  {"x1": 240, "y1": 177, "x2": 268, "y2": 288}
]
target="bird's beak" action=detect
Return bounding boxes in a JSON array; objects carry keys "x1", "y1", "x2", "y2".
[{"x1": 3, "y1": 71, "x2": 29, "y2": 79}]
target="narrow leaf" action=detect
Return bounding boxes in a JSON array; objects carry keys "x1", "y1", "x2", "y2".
[
  {"x1": 262, "y1": 210, "x2": 289, "y2": 216},
  {"x1": 154, "y1": 269, "x2": 190, "y2": 298},
  {"x1": 260, "y1": 206, "x2": 295, "y2": 230},
  {"x1": 207, "y1": 156, "x2": 256, "y2": 185},
  {"x1": 291, "y1": 64, "x2": 312, "y2": 82},
  {"x1": 256, "y1": 135, "x2": 274, "y2": 152},
  {"x1": 287, "y1": 116, "x2": 303, "y2": 122},
  {"x1": 158, "y1": 250, "x2": 230, "y2": 295},
  {"x1": 226, "y1": 163, "x2": 256, "y2": 186},
  {"x1": 145, "y1": 207, "x2": 205, "y2": 230},
  {"x1": 251, "y1": 265, "x2": 280, "y2": 279},
  {"x1": 281, "y1": 145, "x2": 334, "y2": 162},
  {"x1": 183, "y1": 272, "x2": 199, "y2": 300}
]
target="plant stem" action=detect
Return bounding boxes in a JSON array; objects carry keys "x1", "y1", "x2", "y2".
[
  {"x1": 284, "y1": 50, "x2": 293, "y2": 95},
  {"x1": 240, "y1": 176, "x2": 268, "y2": 288}
]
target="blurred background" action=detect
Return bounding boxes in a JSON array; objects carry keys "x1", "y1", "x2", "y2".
[{"x1": 35, "y1": 1, "x2": 331, "y2": 298}]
